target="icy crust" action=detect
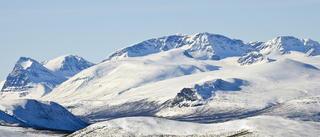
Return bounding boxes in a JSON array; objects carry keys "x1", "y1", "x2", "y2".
[
  {"x1": 68, "y1": 116, "x2": 320, "y2": 137},
  {"x1": 0, "y1": 99, "x2": 87, "y2": 131},
  {"x1": 103, "y1": 32, "x2": 251, "y2": 61}
]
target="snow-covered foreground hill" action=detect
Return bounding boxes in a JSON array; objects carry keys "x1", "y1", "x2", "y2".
[
  {"x1": 0, "y1": 99, "x2": 87, "y2": 131},
  {"x1": 0, "y1": 125, "x2": 72, "y2": 137},
  {"x1": 68, "y1": 116, "x2": 320, "y2": 137}
]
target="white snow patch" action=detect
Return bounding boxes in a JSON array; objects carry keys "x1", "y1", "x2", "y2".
[
  {"x1": 19, "y1": 60, "x2": 33, "y2": 70},
  {"x1": 0, "y1": 81, "x2": 4, "y2": 90}
]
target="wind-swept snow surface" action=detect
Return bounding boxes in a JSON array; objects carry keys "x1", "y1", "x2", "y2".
[
  {"x1": 0, "y1": 125, "x2": 71, "y2": 137},
  {"x1": 68, "y1": 116, "x2": 320, "y2": 137}
]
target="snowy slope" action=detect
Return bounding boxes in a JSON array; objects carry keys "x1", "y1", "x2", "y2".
[
  {"x1": 42, "y1": 49, "x2": 219, "y2": 102},
  {"x1": 68, "y1": 116, "x2": 320, "y2": 137},
  {"x1": 0, "y1": 126, "x2": 41, "y2": 137},
  {"x1": 154, "y1": 58, "x2": 320, "y2": 120},
  {"x1": 0, "y1": 81, "x2": 4, "y2": 91},
  {"x1": 38, "y1": 33, "x2": 320, "y2": 124},
  {"x1": 44, "y1": 54, "x2": 320, "y2": 124},
  {"x1": 0, "y1": 99, "x2": 87, "y2": 131},
  {"x1": 0, "y1": 125, "x2": 70, "y2": 137},
  {"x1": 259, "y1": 95, "x2": 320, "y2": 122}
]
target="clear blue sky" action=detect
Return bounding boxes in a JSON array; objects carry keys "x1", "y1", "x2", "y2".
[{"x1": 1, "y1": 0, "x2": 320, "y2": 81}]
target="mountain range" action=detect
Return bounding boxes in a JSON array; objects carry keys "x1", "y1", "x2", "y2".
[
  {"x1": 1, "y1": 32, "x2": 320, "y2": 136},
  {"x1": 0, "y1": 55, "x2": 94, "y2": 99}
]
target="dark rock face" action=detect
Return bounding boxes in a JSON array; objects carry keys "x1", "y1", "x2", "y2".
[
  {"x1": 167, "y1": 78, "x2": 247, "y2": 108},
  {"x1": 170, "y1": 88, "x2": 201, "y2": 107},
  {"x1": 3, "y1": 67, "x2": 29, "y2": 89},
  {"x1": 58, "y1": 55, "x2": 95, "y2": 72},
  {"x1": 237, "y1": 49, "x2": 268, "y2": 66},
  {"x1": 1, "y1": 57, "x2": 65, "y2": 94},
  {"x1": 183, "y1": 51, "x2": 193, "y2": 58}
]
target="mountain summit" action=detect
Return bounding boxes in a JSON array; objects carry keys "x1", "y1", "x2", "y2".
[
  {"x1": 1, "y1": 57, "x2": 65, "y2": 93},
  {"x1": 103, "y1": 33, "x2": 320, "y2": 63},
  {"x1": 42, "y1": 55, "x2": 95, "y2": 78},
  {"x1": 103, "y1": 32, "x2": 252, "y2": 61},
  {"x1": 256, "y1": 36, "x2": 320, "y2": 56},
  {"x1": 0, "y1": 55, "x2": 94, "y2": 99}
]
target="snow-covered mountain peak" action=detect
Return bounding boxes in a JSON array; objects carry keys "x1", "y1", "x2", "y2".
[
  {"x1": 187, "y1": 32, "x2": 249, "y2": 60},
  {"x1": 1, "y1": 57, "x2": 62, "y2": 92},
  {"x1": 175, "y1": 33, "x2": 188, "y2": 36},
  {"x1": 0, "y1": 57, "x2": 66, "y2": 99},
  {"x1": 268, "y1": 36, "x2": 302, "y2": 47},
  {"x1": 16, "y1": 57, "x2": 35, "y2": 70},
  {"x1": 247, "y1": 41, "x2": 263, "y2": 48},
  {"x1": 43, "y1": 55, "x2": 95, "y2": 78},
  {"x1": 15, "y1": 57, "x2": 45, "y2": 71},
  {"x1": 302, "y1": 38, "x2": 320, "y2": 46},
  {"x1": 103, "y1": 32, "x2": 251, "y2": 61},
  {"x1": 257, "y1": 36, "x2": 320, "y2": 56},
  {"x1": 0, "y1": 55, "x2": 94, "y2": 99}
]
